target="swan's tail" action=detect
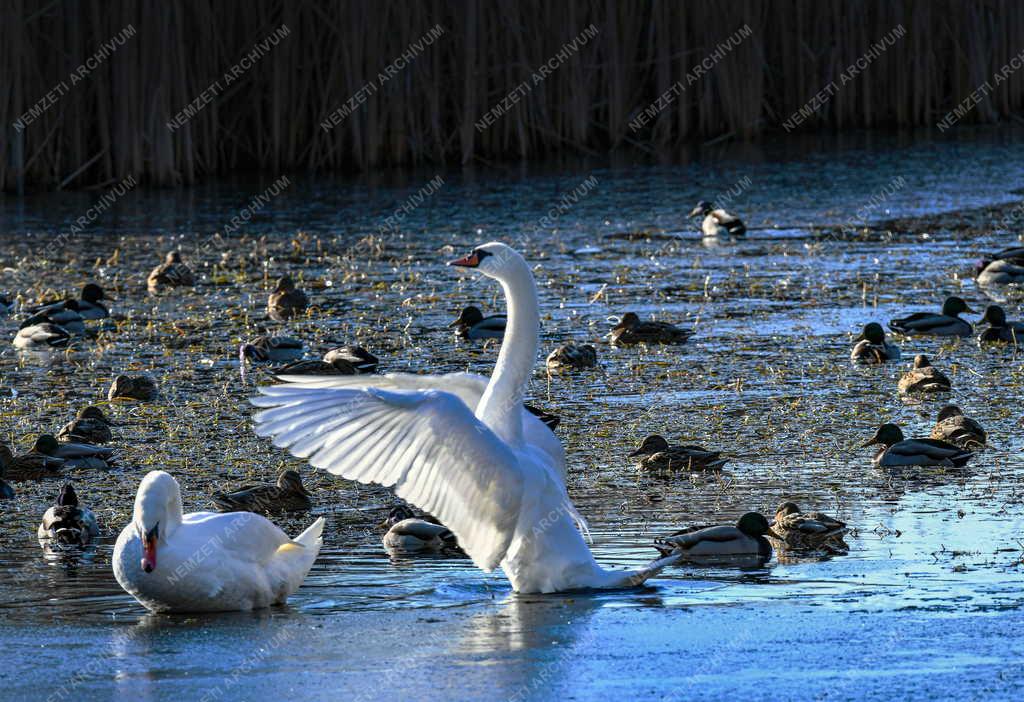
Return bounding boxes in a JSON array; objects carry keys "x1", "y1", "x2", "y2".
[{"x1": 272, "y1": 517, "x2": 325, "y2": 598}]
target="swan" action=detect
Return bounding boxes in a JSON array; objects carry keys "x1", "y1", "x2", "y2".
[
  {"x1": 113, "y1": 470, "x2": 324, "y2": 612},
  {"x1": 251, "y1": 242, "x2": 682, "y2": 594}
]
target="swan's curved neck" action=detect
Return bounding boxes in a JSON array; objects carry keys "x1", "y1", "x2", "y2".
[
  {"x1": 136, "y1": 478, "x2": 184, "y2": 540},
  {"x1": 476, "y1": 257, "x2": 539, "y2": 445}
]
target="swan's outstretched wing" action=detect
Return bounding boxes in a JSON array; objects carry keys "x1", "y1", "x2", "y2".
[
  {"x1": 272, "y1": 372, "x2": 566, "y2": 478},
  {"x1": 251, "y1": 384, "x2": 525, "y2": 571}
]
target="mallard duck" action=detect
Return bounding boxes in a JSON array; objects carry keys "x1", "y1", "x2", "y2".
[
  {"x1": 546, "y1": 343, "x2": 598, "y2": 372},
  {"x1": 35, "y1": 300, "x2": 86, "y2": 335},
  {"x1": 449, "y1": 305, "x2": 506, "y2": 340},
  {"x1": 147, "y1": 252, "x2": 195, "y2": 293},
  {"x1": 976, "y1": 245, "x2": 1024, "y2": 278},
  {"x1": 267, "y1": 275, "x2": 309, "y2": 321},
  {"x1": 862, "y1": 423, "x2": 973, "y2": 468},
  {"x1": 108, "y1": 374, "x2": 158, "y2": 401},
  {"x1": 688, "y1": 200, "x2": 746, "y2": 238},
  {"x1": 0, "y1": 441, "x2": 64, "y2": 480},
  {"x1": 34, "y1": 434, "x2": 115, "y2": 470},
  {"x1": 37, "y1": 483, "x2": 99, "y2": 545},
  {"x1": 30, "y1": 283, "x2": 110, "y2": 319},
  {"x1": 57, "y1": 406, "x2": 114, "y2": 444},
  {"x1": 13, "y1": 314, "x2": 73, "y2": 349},
  {"x1": 239, "y1": 335, "x2": 305, "y2": 363},
  {"x1": 211, "y1": 469, "x2": 312, "y2": 515},
  {"x1": 889, "y1": 296, "x2": 974, "y2": 337},
  {"x1": 898, "y1": 355, "x2": 951, "y2": 394},
  {"x1": 978, "y1": 305, "x2": 1024, "y2": 344},
  {"x1": 768, "y1": 502, "x2": 848, "y2": 553},
  {"x1": 322, "y1": 346, "x2": 379, "y2": 373},
  {"x1": 629, "y1": 434, "x2": 727, "y2": 471},
  {"x1": 850, "y1": 322, "x2": 901, "y2": 363},
  {"x1": 610, "y1": 312, "x2": 694, "y2": 346},
  {"x1": 977, "y1": 259, "x2": 1024, "y2": 288},
  {"x1": 274, "y1": 346, "x2": 379, "y2": 376},
  {"x1": 930, "y1": 405, "x2": 986, "y2": 449},
  {"x1": 379, "y1": 505, "x2": 460, "y2": 554},
  {"x1": 654, "y1": 512, "x2": 775, "y2": 559},
  {"x1": 523, "y1": 404, "x2": 560, "y2": 431}
]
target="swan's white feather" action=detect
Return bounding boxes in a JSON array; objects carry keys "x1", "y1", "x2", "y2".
[{"x1": 253, "y1": 385, "x2": 526, "y2": 572}]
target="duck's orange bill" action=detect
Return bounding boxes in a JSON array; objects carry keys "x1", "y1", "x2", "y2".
[{"x1": 448, "y1": 253, "x2": 479, "y2": 267}]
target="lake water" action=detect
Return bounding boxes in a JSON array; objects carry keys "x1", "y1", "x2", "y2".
[{"x1": 0, "y1": 127, "x2": 1023, "y2": 701}]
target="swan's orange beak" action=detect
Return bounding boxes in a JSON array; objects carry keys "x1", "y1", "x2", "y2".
[
  {"x1": 448, "y1": 252, "x2": 479, "y2": 268},
  {"x1": 141, "y1": 525, "x2": 158, "y2": 573}
]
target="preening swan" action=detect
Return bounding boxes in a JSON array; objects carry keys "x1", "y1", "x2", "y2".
[
  {"x1": 251, "y1": 242, "x2": 681, "y2": 593},
  {"x1": 113, "y1": 470, "x2": 324, "y2": 612}
]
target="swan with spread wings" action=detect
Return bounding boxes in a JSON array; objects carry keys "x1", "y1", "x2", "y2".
[{"x1": 251, "y1": 242, "x2": 680, "y2": 593}]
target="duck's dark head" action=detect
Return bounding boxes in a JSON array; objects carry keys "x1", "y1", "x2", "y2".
[
  {"x1": 450, "y1": 306, "x2": 484, "y2": 328},
  {"x1": 629, "y1": 434, "x2": 670, "y2": 457},
  {"x1": 941, "y1": 296, "x2": 974, "y2": 317},
  {"x1": 774, "y1": 501, "x2": 801, "y2": 519},
  {"x1": 239, "y1": 342, "x2": 268, "y2": 362},
  {"x1": 614, "y1": 312, "x2": 640, "y2": 331},
  {"x1": 277, "y1": 470, "x2": 309, "y2": 494},
  {"x1": 862, "y1": 423, "x2": 904, "y2": 448},
  {"x1": 936, "y1": 405, "x2": 964, "y2": 422},
  {"x1": 78, "y1": 405, "x2": 109, "y2": 423},
  {"x1": 856, "y1": 322, "x2": 886, "y2": 345},
  {"x1": 689, "y1": 201, "x2": 714, "y2": 218},
  {"x1": 913, "y1": 354, "x2": 932, "y2": 369},
  {"x1": 57, "y1": 482, "x2": 79, "y2": 507},
  {"x1": 737, "y1": 512, "x2": 774, "y2": 538},
  {"x1": 81, "y1": 283, "x2": 106, "y2": 302},
  {"x1": 380, "y1": 505, "x2": 416, "y2": 529},
  {"x1": 274, "y1": 275, "x2": 296, "y2": 292},
  {"x1": 982, "y1": 305, "x2": 1007, "y2": 327},
  {"x1": 165, "y1": 251, "x2": 183, "y2": 264},
  {"x1": 34, "y1": 434, "x2": 60, "y2": 456}
]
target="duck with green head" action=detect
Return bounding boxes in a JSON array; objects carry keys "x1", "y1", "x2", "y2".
[
  {"x1": 30, "y1": 283, "x2": 110, "y2": 319},
  {"x1": 654, "y1": 512, "x2": 775, "y2": 560},
  {"x1": 978, "y1": 305, "x2": 1024, "y2": 345},
  {"x1": 34, "y1": 434, "x2": 115, "y2": 470},
  {"x1": 889, "y1": 296, "x2": 975, "y2": 337},
  {"x1": 862, "y1": 423, "x2": 973, "y2": 468},
  {"x1": 38, "y1": 483, "x2": 100, "y2": 546},
  {"x1": 379, "y1": 505, "x2": 462, "y2": 554},
  {"x1": 850, "y1": 322, "x2": 901, "y2": 363}
]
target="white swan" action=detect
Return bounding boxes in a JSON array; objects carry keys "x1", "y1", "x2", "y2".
[
  {"x1": 113, "y1": 470, "x2": 324, "y2": 612},
  {"x1": 251, "y1": 242, "x2": 680, "y2": 593}
]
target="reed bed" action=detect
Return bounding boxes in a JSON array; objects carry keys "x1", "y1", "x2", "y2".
[{"x1": 3, "y1": 0, "x2": 1023, "y2": 192}]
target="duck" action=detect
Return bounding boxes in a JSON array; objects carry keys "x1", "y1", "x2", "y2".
[
  {"x1": 889, "y1": 296, "x2": 974, "y2": 337},
  {"x1": 379, "y1": 505, "x2": 461, "y2": 554},
  {"x1": 653, "y1": 512, "x2": 774, "y2": 560},
  {"x1": 267, "y1": 275, "x2": 309, "y2": 321},
  {"x1": 610, "y1": 312, "x2": 694, "y2": 346},
  {"x1": 628, "y1": 434, "x2": 728, "y2": 471},
  {"x1": 37, "y1": 483, "x2": 99, "y2": 546},
  {"x1": 34, "y1": 434, "x2": 115, "y2": 470},
  {"x1": 977, "y1": 258, "x2": 1024, "y2": 289},
  {"x1": 978, "y1": 305, "x2": 1024, "y2": 344},
  {"x1": 546, "y1": 343, "x2": 598, "y2": 373},
  {"x1": 13, "y1": 314, "x2": 73, "y2": 349},
  {"x1": 688, "y1": 200, "x2": 746, "y2": 238},
  {"x1": 768, "y1": 502, "x2": 848, "y2": 553},
  {"x1": 449, "y1": 305, "x2": 506, "y2": 340},
  {"x1": 930, "y1": 405, "x2": 986, "y2": 449},
  {"x1": 30, "y1": 283, "x2": 110, "y2": 319},
  {"x1": 108, "y1": 374, "x2": 158, "y2": 402},
  {"x1": 975, "y1": 245, "x2": 1024, "y2": 278},
  {"x1": 251, "y1": 242, "x2": 689, "y2": 593},
  {"x1": 211, "y1": 470, "x2": 313, "y2": 515},
  {"x1": 862, "y1": 423, "x2": 974, "y2": 468},
  {"x1": 273, "y1": 346, "x2": 379, "y2": 376},
  {"x1": 113, "y1": 470, "x2": 324, "y2": 612},
  {"x1": 850, "y1": 322, "x2": 901, "y2": 363},
  {"x1": 898, "y1": 355, "x2": 951, "y2": 394},
  {"x1": 239, "y1": 335, "x2": 305, "y2": 364},
  {"x1": 147, "y1": 251, "x2": 195, "y2": 293},
  {"x1": 0, "y1": 441, "x2": 64, "y2": 480},
  {"x1": 34, "y1": 300, "x2": 86, "y2": 335},
  {"x1": 322, "y1": 346, "x2": 379, "y2": 373},
  {"x1": 57, "y1": 406, "x2": 114, "y2": 444}
]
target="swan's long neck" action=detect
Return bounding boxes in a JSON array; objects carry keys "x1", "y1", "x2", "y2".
[
  {"x1": 136, "y1": 474, "x2": 184, "y2": 541},
  {"x1": 476, "y1": 258, "x2": 539, "y2": 446}
]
